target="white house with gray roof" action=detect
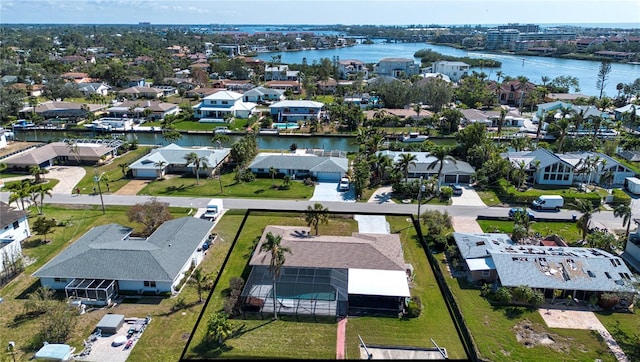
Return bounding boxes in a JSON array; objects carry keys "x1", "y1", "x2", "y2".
[
  {"x1": 501, "y1": 148, "x2": 635, "y2": 186},
  {"x1": 373, "y1": 58, "x2": 420, "y2": 78},
  {"x1": 377, "y1": 150, "x2": 475, "y2": 184},
  {"x1": 269, "y1": 100, "x2": 324, "y2": 122},
  {"x1": 33, "y1": 217, "x2": 214, "y2": 305},
  {"x1": 453, "y1": 232, "x2": 638, "y2": 302},
  {"x1": 242, "y1": 86, "x2": 285, "y2": 104},
  {"x1": 129, "y1": 143, "x2": 230, "y2": 179},
  {"x1": 248, "y1": 152, "x2": 348, "y2": 182},
  {"x1": 1, "y1": 202, "x2": 30, "y2": 279},
  {"x1": 193, "y1": 90, "x2": 257, "y2": 122},
  {"x1": 241, "y1": 225, "x2": 410, "y2": 318},
  {"x1": 430, "y1": 61, "x2": 470, "y2": 82}
]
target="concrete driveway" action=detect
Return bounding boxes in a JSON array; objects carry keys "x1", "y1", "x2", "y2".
[
  {"x1": 354, "y1": 215, "x2": 390, "y2": 234},
  {"x1": 310, "y1": 182, "x2": 356, "y2": 202},
  {"x1": 450, "y1": 185, "x2": 486, "y2": 207}
]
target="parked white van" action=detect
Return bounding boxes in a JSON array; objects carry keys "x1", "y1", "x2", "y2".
[{"x1": 531, "y1": 195, "x2": 564, "y2": 211}]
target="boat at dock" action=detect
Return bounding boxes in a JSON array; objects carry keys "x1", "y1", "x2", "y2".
[{"x1": 401, "y1": 132, "x2": 428, "y2": 142}]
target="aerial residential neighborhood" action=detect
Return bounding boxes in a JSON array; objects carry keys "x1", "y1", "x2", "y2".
[{"x1": 0, "y1": 9, "x2": 639, "y2": 362}]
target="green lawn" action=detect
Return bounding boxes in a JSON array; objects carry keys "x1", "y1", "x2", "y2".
[
  {"x1": 138, "y1": 173, "x2": 314, "y2": 199},
  {"x1": 184, "y1": 212, "x2": 467, "y2": 360},
  {"x1": 476, "y1": 219, "x2": 583, "y2": 244},
  {"x1": 444, "y1": 258, "x2": 618, "y2": 362},
  {"x1": 73, "y1": 146, "x2": 152, "y2": 194}
]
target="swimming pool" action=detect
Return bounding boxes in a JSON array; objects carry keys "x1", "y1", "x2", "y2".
[{"x1": 273, "y1": 122, "x2": 300, "y2": 129}]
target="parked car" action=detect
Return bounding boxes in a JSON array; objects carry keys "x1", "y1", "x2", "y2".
[
  {"x1": 508, "y1": 207, "x2": 535, "y2": 220},
  {"x1": 451, "y1": 184, "x2": 463, "y2": 196},
  {"x1": 531, "y1": 195, "x2": 564, "y2": 211},
  {"x1": 339, "y1": 177, "x2": 350, "y2": 191}
]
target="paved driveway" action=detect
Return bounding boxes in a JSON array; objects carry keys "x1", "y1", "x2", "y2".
[
  {"x1": 450, "y1": 185, "x2": 486, "y2": 207},
  {"x1": 310, "y1": 182, "x2": 356, "y2": 202},
  {"x1": 354, "y1": 215, "x2": 390, "y2": 234}
]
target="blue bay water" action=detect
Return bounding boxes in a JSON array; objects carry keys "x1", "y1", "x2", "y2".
[{"x1": 255, "y1": 40, "x2": 640, "y2": 98}]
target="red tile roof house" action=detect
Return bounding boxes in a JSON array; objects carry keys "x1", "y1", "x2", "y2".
[{"x1": 241, "y1": 225, "x2": 411, "y2": 319}]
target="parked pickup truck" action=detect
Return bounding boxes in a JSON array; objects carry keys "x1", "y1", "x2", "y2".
[{"x1": 202, "y1": 199, "x2": 223, "y2": 220}]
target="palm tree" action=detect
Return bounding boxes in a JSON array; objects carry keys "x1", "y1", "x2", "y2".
[
  {"x1": 260, "y1": 231, "x2": 292, "y2": 320},
  {"x1": 206, "y1": 311, "x2": 234, "y2": 345},
  {"x1": 118, "y1": 162, "x2": 129, "y2": 178},
  {"x1": 30, "y1": 165, "x2": 47, "y2": 184},
  {"x1": 305, "y1": 202, "x2": 330, "y2": 235},
  {"x1": 588, "y1": 115, "x2": 605, "y2": 149},
  {"x1": 189, "y1": 268, "x2": 210, "y2": 303},
  {"x1": 7, "y1": 180, "x2": 32, "y2": 210},
  {"x1": 212, "y1": 134, "x2": 230, "y2": 149},
  {"x1": 553, "y1": 118, "x2": 571, "y2": 153},
  {"x1": 154, "y1": 160, "x2": 167, "y2": 180},
  {"x1": 269, "y1": 166, "x2": 277, "y2": 186},
  {"x1": 34, "y1": 185, "x2": 52, "y2": 215},
  {"x1": 427, "y1": 146, "x2": 456, "y2": 193},
  {"x1": 614, "y1": 203, "x2": 632, "y2": 247},
  {"x1": 67, "y1": 140, "x2": 80, "y2": 164},
  {"x1": 184, "y1": 152, "x2": 208, "y2": 185},
  {"x1": 497, "y1": 107, "x2": 507, "y2": 138},
  {"x1": 412, "y1": 103, "x2": 422, "y2": 128},
  {"x1": 570, "y1": 199, "x2": 600, "y2": 241},
  {"x1": 396, "y1": 153, "x2": 417, "y2": 182}
]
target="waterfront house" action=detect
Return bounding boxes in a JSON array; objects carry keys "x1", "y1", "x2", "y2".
[
  {"x1": 193, "y1": 90, "x2": 257, "y2": 122},
  {"x1": 33, "y1": 217, "x2": 215, "y2": 305},
  {"x1": 269, "y1": 100, "x2": 324, "y2": 122},
  {"x1": 241, "y1": 225, "x2": 411, "y2": 318},
  {"x1": 623, "y1": 219, "x2": 640, "y2": 272},
  {"x1": 264, "y1": 80, "x2": 301, "y2": 94},
  {"x1": 452, "y1": 232, "x2": 637, "y2": 302},
  {"x1": 105, "y1": 100, "x2": 179, "y2": 121},
  {"x1": 614, "y1": 104, "x2": 640, "y2": 121},
  {"x1": 25, "y1": 102, "x2": 108, "y2": 124},
  {"x1": 264, "y1": 64, "x2": 300, "y2": 82},
  {"x1": 373, "y1": 58, "x2": 420, "y2": 78},
  {"x1": 337, "y1": 59, "x2": 369, "y2": 80},
  {"x1": 430, "y1": 61, "x2": 470, "y2": 82},
  {"x1": 501, "y1": 148, "x2": 635, "y2": 186},
  {"x1": 2, "y1": 140, "x2": 122, "y2": 170},
  {"x1": 77, "y1": 82, "x2": 111, "y2": 97},
  {"x1": 0, "y1": 202, "x2": 30, "y2": 279},
  {"x1": 248, "y1": 152, "x2": 348, "y2": 182},
  {"x1": 129, "y1": 143, "x2": 230, "y2": 179},
  {"x1": 376, "y1": 150, "x2": 475, "y2": 184},
  {"x1": 117, "y1": 86, "x2": 164, "y2": 99}
]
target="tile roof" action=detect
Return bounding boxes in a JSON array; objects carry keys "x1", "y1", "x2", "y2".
[
  {"x1": 33, "y1": 217, "x2": 214, "y2": 282},
  {"x1": 249, "y1": 225, "x2": 405, "y2": 271},
  {"x1": 3, "y1": 142, "x2": 117, "y2": 166}
]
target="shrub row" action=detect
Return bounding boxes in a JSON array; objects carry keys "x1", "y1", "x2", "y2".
[{"x1": 494, "y1": 179, "x2": 603, "y2": 208}]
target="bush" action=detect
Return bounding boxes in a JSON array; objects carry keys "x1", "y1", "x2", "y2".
[
  {"x1": 611, "y1": 188, "x2": 632, "y2": 206},
  {"x1": 491, "y1": 287, "x2": 513, "y2": 305},
  {"x1": 598, "y1": 293, "x2": 620, "y2": 309},
  {"x1": 240, "y1": 169, "x2": 256, "y2": 182},
  {"x1": 439, "y1": 186, "x2": 452, "y2": 200},
  {"x1": 405, "y1": 296, "x2": 422, "y2": 318}
]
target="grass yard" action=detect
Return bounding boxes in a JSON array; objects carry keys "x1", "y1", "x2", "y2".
[
  {"x1": 138, "y1": 173, "x2": 314, "y2": 199},
  {"x1": 476, "y1": 219, "x2": 583, "y2": 244},
  {"x1": 73, "y1": 146, "x2": 152, "y2": 194},
  {"x1": 184, "y1": 212, "x2": 467, "y2": 360},
  {"x1": 442, "y1": 255, "x2": 619, "y2": 361}
]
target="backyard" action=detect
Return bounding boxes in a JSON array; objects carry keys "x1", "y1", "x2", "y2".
[{"x1": 183, "y1": 212, "x2": 468, "y2": 360}]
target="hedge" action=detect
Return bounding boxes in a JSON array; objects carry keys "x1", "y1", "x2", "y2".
[
  {"x1": 494, "y1": 179, "x2": 602, "y2": 208},
  {"x1": 611, "y1": 188, "x2": 632, "y2": 206}
]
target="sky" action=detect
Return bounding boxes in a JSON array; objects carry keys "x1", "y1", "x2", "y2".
[{"x1": 1, "y1": 0, "x2": 639, "y2": 26}]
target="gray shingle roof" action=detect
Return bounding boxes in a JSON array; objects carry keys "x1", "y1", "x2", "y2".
[
  {"x1": 129, "y1": 144, "x2": 230, "y2": 170},
  {"x1": 377, "y1": 151, "x2": 475, "y2": 175},
  {"x1": 249, "y1": 226, "x2": 405, "y2": 271},
  {"x1": 33, "y1": 217, "x2": 214, "y2": 282},
  {"x1": 0, "y1": 201, "x2": 28, "y2": 229},
  {"x1": 249, "y1": 154, "x2": 348, "y2": 173},
  {"x1": 3, "y1": 142, "x2": 116, "y2": 166}
]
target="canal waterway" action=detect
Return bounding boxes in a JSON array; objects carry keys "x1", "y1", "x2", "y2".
[{"x1": 255, "y1": 40, "x2": 640, "y2": 98}]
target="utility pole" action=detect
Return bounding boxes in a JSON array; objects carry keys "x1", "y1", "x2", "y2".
[{"x1": 94, "y1": 167, "x2": 105, "y2": 214}]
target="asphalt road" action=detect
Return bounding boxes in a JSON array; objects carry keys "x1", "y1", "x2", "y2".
[{"x1": 0, "y1": 192, "x2": 626, "y2": 232}]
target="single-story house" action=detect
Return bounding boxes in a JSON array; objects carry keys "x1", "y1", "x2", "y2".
[
  {"x1": 617, "y1": 150, "x2": 640, "y2": 162},
  {"x1": 377, "y1": 150, "x2": 475, "y2": 184},
  {"x1": 77, "y1": 82, "x2": 111, "y2": 96},
  {"x1": 460, "y1": 108, "x2": 525, "y2": 127},
  {"x1": 242, "y1": 86, "x2": 285, "y2": 103},
  {"x1": 0, "y1": 202, "x2": 30, "y2": 278},
  {"x1": 23, "y1": 102, "x2": 109, "y2": 123},
  {"x1": 193, "y1": 90, "x2": 257, "y2": 122},
  {"x1": 269, "y1": 100, "x2": 324, "y2": 122},
  {"x1": 614, "y1": 104, "x2": 640, "y2": 121},
  {"x1": 264, "y1": 80, "x2": 301, "y2": 94},
  {"x1": 33, "y1": 217, "x2": 215, "y2": 305},
  {"x1": 623, "y1": 219, "x2": 640, "y2": 273},
  {"x1": 2, "y1": 140, "x2": 122, "y2": 169},
  {"x1": 105, "y1": 100, "x2": 180, "y2": 121},
  {"x1": 453, "y1": 232, "x2": 638, "y2": 301},
  {"x1": 129, "y1": 143, "x2": 230, "y2": 179},
  {"x1": 241, "y1": 225, "x2": 411, "y2": 318},
  {"x1": 248, "y1": 152, "x2": 348, "y2": 182},
  {"x1": 501, "y1": 148, "x2": 635, "y2": 187},
  {"x1": 117, "y1": 86, "x2": 164, "y2": 99}
]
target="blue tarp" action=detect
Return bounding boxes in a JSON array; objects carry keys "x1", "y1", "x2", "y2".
[{"x1": 34, "y1": 344, "x2": 72, "y2": 361}]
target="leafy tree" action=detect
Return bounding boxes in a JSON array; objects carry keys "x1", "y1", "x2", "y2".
[
  {"x1": 127, "y1": 197, "x2": 173, "y2": 236},
  {"x1": 421, "y1": 210, "x2": 452, "y2": 250},
  {"x1": 596, "y1": 60, "x2": 612, "y2": 99},
  {"x1": 230, "y1": 133, "x2": 258, "y2": 166},
  {"x1": 456, "y1": 122, "x2": 487, "y2": 159},
  {"x1": 570, "y1": 199, "x2": 600, "y2": 240},
  {"x1": 585, "y1": 231, "x2": 618, "y2": 252},
  {"x1": 260, "y1": 231, "x2": 292, "y2": 319},
  {"x1": 184, "y1": 152, "x2": 208, "y2": 185},
  {"x1": 32, "y1": 217, "x2": 57, "y2": 243},
  {"x1": 352, "y1": 155, "x2": 370, "y2": 199},
  {"x1": 206, "y1": 311, "x2": 234, "y2": 345},
  {"x1": 305, "y1": 203, "x2": 329, "y2": 235},
  {"x1": 0, "y1": 86, "x2": 26, "y2": 122},
  {"x1": 212, "y1": 134, "x2": 230, "y2": 148},
  {"x1": 34, "y1": 301, "x2": 77, "y2": 345},
  {"x1": 24, "y1": 286, "x2": 55, "y2": 315}
]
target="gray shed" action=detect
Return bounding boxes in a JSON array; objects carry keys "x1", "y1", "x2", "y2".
[{"x1": 96, "y1": 314, "x2": 125, "y2": 335}]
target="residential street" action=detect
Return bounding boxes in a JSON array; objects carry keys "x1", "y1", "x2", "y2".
[{"x1": 0, "y1": 191, "x2": 626, "y2": 233}]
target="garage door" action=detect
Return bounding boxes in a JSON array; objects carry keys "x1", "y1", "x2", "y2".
[
  {"x1": 444, "y1": 175, "x2": 457, "y2": 184},
  {"x1": 316, "y1": 172, "x2": 342, "y2": 182},
  {"x1": 458, "y1": 175, "x2": 471, "y2": 184},
  {"x1": 134, "y1": 169, "x2": 158, "y2": 179}
]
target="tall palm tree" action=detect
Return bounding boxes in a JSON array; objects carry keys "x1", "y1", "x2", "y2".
[
  {"x1": 34, "y1": 185, "x2": 52, "y2": 215},
  {"x1": 260, "y1": 231, "x2": 291, "y2": 320},
  {"x1": 118, "y1": 162, "x2": 129, "y2": 178},
  {"x1": 396, "y1": 153, "x2": 417, "y2": 182},
  {"x1": 7, "y1": 180, "x2": 31, "y2": 210},
  {"x1": 305, "y1": 202, "x2": 329, "y2": 235},
  {"x1": 427, "y1": 146, "x2": 456, "y2": 193},
  {"x1": 614, "y1": 203, "x2": 633, "y2": 247},
  {"x1": 588, "y1": 115, "x2": 605, "y2": 149},
  {"x1": 553, "y1": 118, "x2": 571, "y2": 153},
  {"x1": 570, "y1": 199, "x2": 600, "y2": 241},
  {"x1": 497, "y1": 108, "x2": 507, "y2": 138},
  {"x1": 412, "y1": 103, "x2": 422, "y2": 128},
  {"x1": 154, "y1": 160, "x2": 167, "y2": 180},
  {"x1": 269, "y1": 166, "x2": 277, "y2": 186},
  {"x1": 184, "y1": 152, "x2": 208, "y2": 185}
]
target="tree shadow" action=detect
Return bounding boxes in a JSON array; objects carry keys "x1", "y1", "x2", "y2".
[
  {"x1": 254, "y1": 189, "x2": 265, "y2": 194},
  {"x1": 495, "y1": 306, "x2": 526, "y2": 319},
  {"x1": 165, "y1": 184, "x2": 188, "y2": 193},
  {"x1": 15, "y1": 279, "x2": 42, "y2": 300},
  {"x1": 607, "y1": 320, "x2": 640, "y2": 361}
]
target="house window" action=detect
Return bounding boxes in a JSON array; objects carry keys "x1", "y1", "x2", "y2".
[
  {"x1": 54, "y1": 278, "x2": 67, "y2": 283},
  {"x1": 144, "y1": 281, "x2": 156, "y2": 287},
  {"x1": 12, "y1": 221, "x2": 19, "y2": 229},
  {"x1": 482, "y1": 270, "x2": 491, "y2": 277},
  {"x1": 222, "y1": 101, "x2": 228, "y2": 105}
]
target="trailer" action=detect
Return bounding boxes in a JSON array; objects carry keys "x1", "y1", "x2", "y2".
[{"x1": 625, "y1": 177, "x2": 640, "y2": 195}]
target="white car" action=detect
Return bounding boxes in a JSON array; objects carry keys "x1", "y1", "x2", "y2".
[{"x1": 339, "y1": 177, "x2": 350, "y2": 191}]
